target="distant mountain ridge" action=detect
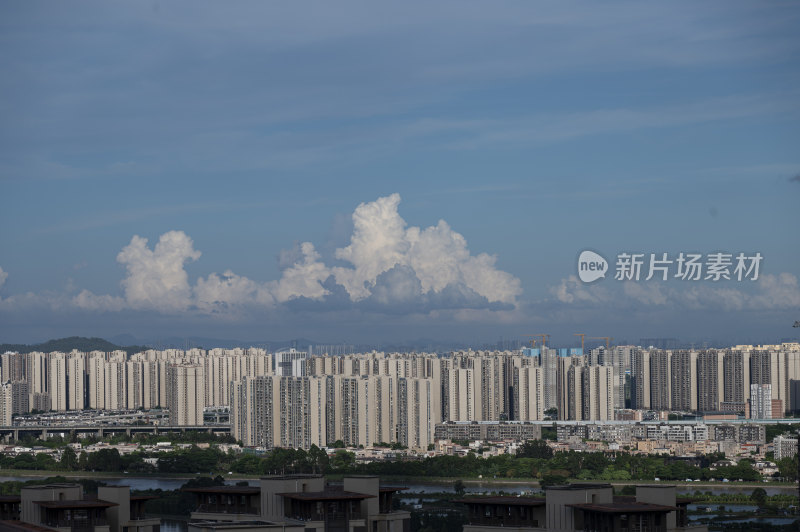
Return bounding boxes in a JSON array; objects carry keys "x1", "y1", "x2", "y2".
[
  {"x1": 0, "y1": 335, "x2": 467, "y2": 355},
  {"x1": 0, "y1": 336, "x2": 149, "y2": 356}
]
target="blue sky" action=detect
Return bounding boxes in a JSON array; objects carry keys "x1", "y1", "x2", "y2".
[{"x1": 1, "y1": 1, "x2": 798, "y2": 346}]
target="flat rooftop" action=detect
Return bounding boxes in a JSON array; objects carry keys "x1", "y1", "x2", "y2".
[
  {"x1": 183, "y1": 486, "x2": 261, "y2": 495},
  {"x1": 188, "y1": 521, "x2": 297, "y2": 530},
  {"x1": 456, "y1": 496, "x2": 546, "y2": 507},
  {"x1": 261, "y1": 474, "x2": 323, "y2": 480},
  {"x1": 547, "y1": 483, "x2": 612, "y2": 491},
  {"x1": 34, "y1": 500, "x2": 118, "y2": 509},
  {"x1": 567, "y1": 502, "x2": 677, "y2": 514},
  {"x1": 279, "y1": 490, "x2": 375, "y2": 501}
]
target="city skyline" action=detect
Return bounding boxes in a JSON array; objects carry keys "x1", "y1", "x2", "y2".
[{"x1": 1, "y1": 2, "x2": 799, "y2": 345}]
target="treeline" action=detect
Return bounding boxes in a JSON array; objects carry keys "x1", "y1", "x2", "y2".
[
  {"x1": 3, "y1": 438, "x2": 797, "y2": 485},
  {"x1": 229, "y1": 439, "x2": 797, "y2": 485},
  {"x1": 1, "y1": 446, "x2": 237, "y2": 474}
]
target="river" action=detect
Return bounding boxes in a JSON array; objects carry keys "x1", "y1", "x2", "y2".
[{"x1": 0, "y1": 475, "x2": 796, "y2": 495}]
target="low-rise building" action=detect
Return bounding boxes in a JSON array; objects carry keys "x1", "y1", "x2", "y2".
[
  {"x1": 458, "y1": 483, "x2": 704, "y2": 532},
  {"x1": 774, "y1": 434, "x2": 798, "y2": 461},
  {"x1": 8, "y1": 482, "x2": 160, "y2": 532},
  {"x1": 185, "y1": 475, "x2": 410, "y2": 532}
]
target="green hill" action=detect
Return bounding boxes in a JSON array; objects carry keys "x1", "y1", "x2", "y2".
[{"x1": 0, "y1": 336, "x2": 149, "y2": 356}]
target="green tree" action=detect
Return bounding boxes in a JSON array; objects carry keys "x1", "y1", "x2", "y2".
[
  {"x1": 777, "y1": 456, "x2": 798, "y2": 481},
  {"x1": 60, "y1": 447, "x2": 78, "y2": 471},
  {"x1": 453, "y1": 479, "x2": 465, "y2": 496},
  {"x1": 77, "y1": 451, "x2": 88, "y2": 470},
  {"x1": 517, "y1": 439, "x2": 553, "y2": 459},
  {"x1": 750, "y1": 487, "x2": 767, "y2": 507},
  {"x1": 540, "y1": 473, "x2": 569, "y2": 488},
  {"x1": 87, "y1": 448, "x2": 122, "y2": 472},
  {"x1": 308, "y1": 444, "x2": 329, "y2": 474},
  {"x1": 231, "y1": 454, "x2": 263, "y2": 475},
  {"x1": 330, "y1": 449, "x2": 355, "y2": 470}
]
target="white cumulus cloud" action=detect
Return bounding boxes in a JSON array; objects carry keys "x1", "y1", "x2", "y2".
[
  {"x1": 550, "y1": 275, "x2": 610, "y2": 304},
  {"x1": 623, "y1": 281, "x2": 669, "y2": 306},
  {"x1": 752, "y1": 272, "x2": 800, "y2": 308},
  {"x1": 117, "y1": 230, "x2": 201, "y2": 312},
  {"x1": 269, "y1": 242, "x2": 332, "y2": 303},
  {"x1": 333, "y1": 193, "x2": 522, "y2": 305},
  {"x1": 550, "y1": 271, "x2": 800, "y2": 312},
  {"x1": 194, "y1": 270, "x2": 275, "y2": 313},
  {"x1": 73, "y1": 289, "x2": 126, "y2": 312},
  {"x1": 1, "y1": 194, "x2": 522, "y2": 317},
  {"x1": 0, "y1": 267, "x2": 7, "y2": 289}
]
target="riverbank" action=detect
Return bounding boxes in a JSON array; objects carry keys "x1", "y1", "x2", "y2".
[
  {"x1": 0, "y1": 468, "x2": 796, "y2": 493},
  {"x1": 343, "y1": 474, "x2": 798, "y2": 492}
]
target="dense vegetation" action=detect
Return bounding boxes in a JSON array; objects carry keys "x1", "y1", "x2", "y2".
[
  {"x1": 3, "y1": 436, "x2": 797, "y2": 486},
  {"x1": 766, "y1": 424, "x2": 800, "y2": 443}
]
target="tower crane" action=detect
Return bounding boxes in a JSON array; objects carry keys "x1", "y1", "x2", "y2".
[
  {"x1": 574, "y1": 333, "x2": 586, "y2": 353},
  {"x1": 529, "y1": 334, "x2": 550, "y2": 348},
  {"x1": 589, "y1": 336, "x2": 613, "y2": 350}
]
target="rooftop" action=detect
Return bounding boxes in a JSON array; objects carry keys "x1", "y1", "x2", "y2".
[
  {"x1": 279, "y1": 490, "x2": 375, "y2": 501},
  {"x1": 130, "y1": 494, "x2": 158, "y2": 501},
  {"x1": 183, "y1": 486, "x2": 261, "y2": 495},
  {"x1": 34, "y1": 500, "x2": 118, "y2": 509},
  {"x1": 187, "y1": 521, "x2": 297, "y2": 530},
  {"x1": 0, "y1": 520, "x2": 54, "y2": 531},
  {"x1": 455, "y1": 496, "x2": 546, "y2": 507},
  {"x1": 261, "y1": 474, "x2": 323, "y2": 480},
  {"x1": 567, "y1": 502, "x2": 677, "y2": 514},
  {"x1": 547, "y1": 483, "x2": 612, "y2": 491},
  {"x1": 21, "y1": 484, "x2": 81, "y2": 490}
]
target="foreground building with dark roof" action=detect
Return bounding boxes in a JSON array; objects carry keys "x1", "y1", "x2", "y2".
[
  {"x1": 3, "y1": 483, "x2": 160, "y2": 532},
  {"x1": 185, "y1": 475, "x2": 410, "y2": 532},
  {"x1": 458, "y1": 483, "x2": 705, "y2": 532}
]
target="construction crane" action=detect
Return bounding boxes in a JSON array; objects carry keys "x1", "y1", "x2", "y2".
[
  {"x1": 529, "y1": 334, "x2": 550, "y2": 348},
  {"x1": 522, "y1": 335, "x2": 538, "y2": 348},
  {"x1": 574, "y1": 333, "x2": 586, "y2": 353},
  {"x1": 589, "y1": 336, "x2": 613, "y2": 350}
]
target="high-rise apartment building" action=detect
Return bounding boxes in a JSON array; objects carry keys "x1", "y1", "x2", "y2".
[
  {"x1": 696, "y1": 350, "x2": 722, "y2": 412},
  {"x1": 275, "y1": 349, "x2": 307, "y2": 377},
  {"x1": 48, "y1": 352, "x2": 68, "y2": 411},
  {"x1": 631, "y1": 349, "x2": 650, "y2": 410},
  {"x1": 649, "y1": 350, "x2": 670, "y2": 411},
  {"x1": 670, "y1": 350, "x2": 697, "y2": 411},
  {"x1": 0, "y1": 382, "x2": 13, "y2": 426},
  {"x1": 750, "y1": 383, "x2": 772, "y2": 419},
  {"x1": 167, "y1": 364, "x2": 205, "y2": 426},
  {"x1": 67, "y1": 351, "x2": 85, "y2": 411}
]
